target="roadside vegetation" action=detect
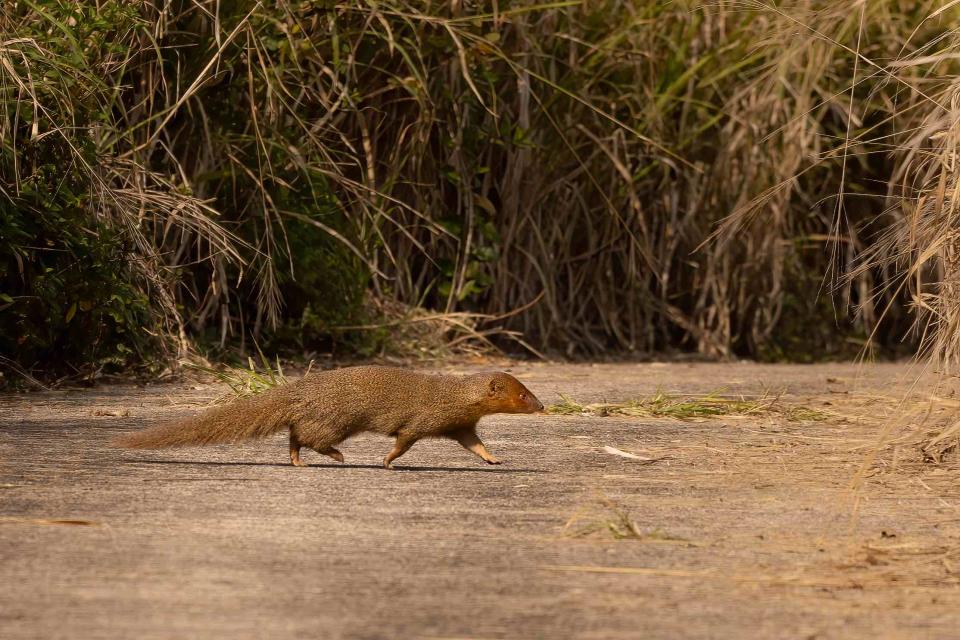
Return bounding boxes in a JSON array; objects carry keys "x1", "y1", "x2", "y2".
[{"x1": 3, "y1": 0, "x2": 960, "y2": 390}]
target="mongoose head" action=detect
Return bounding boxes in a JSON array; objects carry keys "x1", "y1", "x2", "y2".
[{"x1": 472, "y1": 372, "x2": 544, "y2": 415}]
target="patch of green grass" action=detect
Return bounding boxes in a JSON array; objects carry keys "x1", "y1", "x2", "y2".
[
  {"x1": 547, "y1": 394, "x2": 587, "y2": 415},
  {"x1": 186, "y1": 347, "x2": 309, "y2": 403},
  {"x1": 548, "y1": 390, "x2": 828, "y2": 422}
]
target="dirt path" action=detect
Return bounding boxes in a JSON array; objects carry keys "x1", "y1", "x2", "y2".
[{"x1": 3, "y1": 362, "x2": 960, "y2": 639}]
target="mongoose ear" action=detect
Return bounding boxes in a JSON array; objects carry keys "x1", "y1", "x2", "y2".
[{"x1": 488, "y1": 379, "x2": 503, "y2": 396}]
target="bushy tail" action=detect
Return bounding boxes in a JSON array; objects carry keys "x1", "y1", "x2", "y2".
[{"x1": 112, "y1": 391, "x2": 291, "y2": 449}]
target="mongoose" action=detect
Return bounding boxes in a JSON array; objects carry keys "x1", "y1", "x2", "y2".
[{"x1": 113, "y1": 365, "x2": 544, "y2": 469}]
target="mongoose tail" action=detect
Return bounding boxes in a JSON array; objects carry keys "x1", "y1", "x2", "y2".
[{"x1": 111, "y1": 390, "x2": 290, "y2": 449}]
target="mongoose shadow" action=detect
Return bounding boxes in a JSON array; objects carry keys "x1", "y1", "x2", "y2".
[{"x1": 124, "y1": 458, "x2": 544, "y2": 473}]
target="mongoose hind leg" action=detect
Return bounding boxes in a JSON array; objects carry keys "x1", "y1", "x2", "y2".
[
  {"x1": 384, "y1": 432, "x2": 419, "y2": 470},
  {"x1": 290, "y1": 437, "x2": 343, "y2": 465},
  {"x1": 289, "y1": 431, "x2": 307, "y2": 467},
  {"x1": 314, "y1": 446, "x2": 344, "y2": 463},
  {"x1": 291, "y1": 420, "x2": 348, "y2": 465},
  {"x1": 449, "y1": 427, "x2": 501, "y2": 465}
]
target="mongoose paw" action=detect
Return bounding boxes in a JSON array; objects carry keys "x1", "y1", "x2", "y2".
[
  {"x1": 327, "y1": 450, "x2": 345, "y2": 463},
  {"x1": 486, "y1": 458, "x2": 503, "y2": 465},
  {"x1": 291, "y1": 459, "x2": 307, "y2": 467},
  {"x1": 383, "y1": 460, "x2": 395, "y2": 470}
]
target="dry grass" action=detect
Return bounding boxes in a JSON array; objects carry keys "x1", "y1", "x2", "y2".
[
  {"x1": 8, "y1": 0, "x2": 958, "y2": 380},
  {"x1": 563, "y1": 497, "x2": 694, "y2": 543},
  {"x1": 860, "y1": 389, "x2": 960, "y2": 466},
  {"x1": 328, "y1": 295, "x2": 546, "y2": 361},
  {"x1": 547, "y1": 390, "x2": 829, "y2": 422},
  {"x1": 708, "y1": 2, "x2": 960, "y2": 450}
]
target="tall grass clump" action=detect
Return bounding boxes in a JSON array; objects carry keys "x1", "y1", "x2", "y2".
[
  {"x1": 0, "y1": 1, "x2": 244, "y2": 379},
  {"x1": 2, "y1": 1, "x2": 959, "y2": 382}
]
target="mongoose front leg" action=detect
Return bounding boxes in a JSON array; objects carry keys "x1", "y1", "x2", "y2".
[
  {"x1": 451, "y1": 428, "x2": 501, "y2": 465},
  {"x1": 289, "y1": 432, "x2": 307, "y2": 467},
  {"x1": 383, "y1": 433, "x2": 418, "y2": 470}
]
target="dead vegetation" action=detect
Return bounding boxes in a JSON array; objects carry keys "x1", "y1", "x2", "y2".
[
  {"x1": 547, "y1": 390, "x2": 829, "y2": 422},
  {"x1": 563, "y1": 497, "x2": 695, "y2": 543},
  {"x1": 7, "y1": 0, "x2": 960, "y2": 383}
]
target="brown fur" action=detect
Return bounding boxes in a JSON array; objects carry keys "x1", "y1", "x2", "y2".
[{"x1": 112, "y1": 366, "x2": 543, "y2": 469}]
